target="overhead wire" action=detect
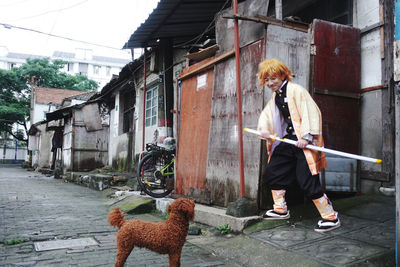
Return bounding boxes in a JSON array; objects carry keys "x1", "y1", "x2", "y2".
[
  {"x1": 0, "y1": 22, "x2": 124, "y2": 51},
  {"x1": 0, "y1": 0, "x2": 31, "y2": 8},
  {"x1": 6, "y1": 0, "x2": 89, "y2": 22},
  {"x1": 175, "y1": 0, "x2": 232, "y2": 52}
]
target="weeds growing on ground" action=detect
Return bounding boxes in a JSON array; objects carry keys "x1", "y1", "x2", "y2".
[
  {"x1": 4, "y1": 238, "x2": 27, "y2": 245},
  {"x1": 216, "y1": 224, "x2": 231, "y2": 235}
]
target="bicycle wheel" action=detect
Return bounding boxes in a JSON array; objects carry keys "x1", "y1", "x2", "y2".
[{"x1": 136, "y1": 153, "x2": 174, "y2": 198}]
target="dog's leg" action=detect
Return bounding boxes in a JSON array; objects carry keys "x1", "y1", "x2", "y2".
[
  {"x1": 168, "y1": 252, "x2": 181, "y2": 267},
  {"x1": 115, "y1": 243, "x2": 134, "y2": 267}
]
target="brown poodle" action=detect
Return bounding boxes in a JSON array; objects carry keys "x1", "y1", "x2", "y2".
[{"x1": 108, "y1": 198, "x2": 195, "y2": 267}]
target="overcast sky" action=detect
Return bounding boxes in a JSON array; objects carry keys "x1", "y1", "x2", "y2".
[{"x1": 0, "y1": 0, "x2": 159, "y2": 59}]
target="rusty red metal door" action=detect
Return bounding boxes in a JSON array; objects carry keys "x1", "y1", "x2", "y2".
[
  {"x1": 311, "y1": 19, "x2": 361, "y2": 154},
  {"x1": 176, "y1": 59, "x2": 214, "y2": 196}
]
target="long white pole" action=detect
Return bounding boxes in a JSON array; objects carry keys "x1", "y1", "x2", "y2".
[{"x1": 244, "y1": 128, "x2": 382, "y2": 164}]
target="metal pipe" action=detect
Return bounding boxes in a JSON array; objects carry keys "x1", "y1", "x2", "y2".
[
  {"x1": 142, "y1": 49, "x2": 147, "y2": 152},
  {"x1": 233, "y1": 0, "x2": 245, "y2": 198}
]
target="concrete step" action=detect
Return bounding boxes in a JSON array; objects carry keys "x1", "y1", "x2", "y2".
[{"x1": 109, "y1": 191, "x2": 261, "y2": 232}]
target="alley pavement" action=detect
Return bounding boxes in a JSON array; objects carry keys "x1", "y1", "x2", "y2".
[{"x1": 0, "y1": 165, "x2": 395, "y2": 266}]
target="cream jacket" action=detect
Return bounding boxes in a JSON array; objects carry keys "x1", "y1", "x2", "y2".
[{"x1": 257, "y1": 82, "x2": 327, "y2": 174}]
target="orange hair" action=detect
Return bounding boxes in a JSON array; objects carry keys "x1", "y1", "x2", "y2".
[{"x1": 257, "y1": 59, "x2": 293, "y2": 86}]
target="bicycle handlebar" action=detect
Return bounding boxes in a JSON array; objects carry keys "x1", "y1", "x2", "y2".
[{"x1": 146, "y1": 143, "x2": 175, "y2": 155}]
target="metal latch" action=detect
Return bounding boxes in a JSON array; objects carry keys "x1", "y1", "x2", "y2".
[{"x1": 310, "y1": 45, "x2": 316, "y2": 56}]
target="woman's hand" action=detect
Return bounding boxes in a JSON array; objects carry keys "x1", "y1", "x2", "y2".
[
  {"x1": 296, "y1": 138, "x2": 308, "y2": 148},
  {"x1": 259, "y1": 130, "x2": 271, "y2": 139}
]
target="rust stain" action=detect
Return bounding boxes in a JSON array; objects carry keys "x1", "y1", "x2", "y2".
[{"x1": 176, "y1": 58, "x2": 214, "y2": 196}]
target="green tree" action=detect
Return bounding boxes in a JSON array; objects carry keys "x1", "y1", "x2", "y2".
[{"x1": 0, "y1": 58, "x2": 99, "y2": 142}]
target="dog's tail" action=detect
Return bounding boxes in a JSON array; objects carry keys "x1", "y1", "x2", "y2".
[{"x1": 108, "y1": 207, "x2": 126, "y2": 228}]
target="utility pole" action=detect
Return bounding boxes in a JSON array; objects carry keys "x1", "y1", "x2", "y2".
[
  {"x1": 29, "y1": 76, "x2": 36, "y2": 127},
  {"x1": 25, "y1": 75, "x2": 36, "y2": 168}
]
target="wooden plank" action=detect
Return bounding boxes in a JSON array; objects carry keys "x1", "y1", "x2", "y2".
[
  {"x1": 361, "y1": 84, "x2": 387, "y2": 93},
  {"x1": 314, "y1": 88, "x2": 361, "y2": 99},
  {"x1": 185, "y1": 44, "x2": 219, "y2": 62},
  {"x1": 178, "y1": 50, "x2": 234, "y2": 81},
  {"x1": 223, "y1": 14, "x2": 309, "y2": 32},
  {"x1": 381, "y1": 0, "x2": 395, "y2": 178},
  {"x1": 380, "y1": 3, "x2": 385, "y2": 59}
]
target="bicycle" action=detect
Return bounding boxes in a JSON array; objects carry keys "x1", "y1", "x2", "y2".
[{"x1": 136, "y1": 140, "x2": 175, "y2": 198}]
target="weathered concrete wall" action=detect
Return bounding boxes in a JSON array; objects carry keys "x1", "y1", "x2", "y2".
[
  {"x1": 73, "y1": 105, "x2": 108, "y2": 171},
  {"x1": 62, "y1": 106, "x2": 109, "y2": 172},
  {"x1": 1, "y1": 145, "x2": 27, "y2": 162},
  {"x1": 134, "y1": 59, "x2": 175, "y2": 155},
  {"x1": 33, "y1": 124, "x2": 53, "y2": 169},
  {"x1": 108, "y1": 91, "x2": 136, "y2": 172},
  {"x1": 110, "y1": 132, "x2": 135, "y2": 172},
  {"x1": 33, "y1": 103, "x2": 56, "y2": 124},
  {"x1": 353, "y1": 0, "x2": 383, "y2": 174},
  {"x1": 63, "y1": 117, "x2": 73, "y2": 171}
]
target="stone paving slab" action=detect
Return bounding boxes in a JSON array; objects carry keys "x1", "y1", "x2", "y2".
[
  {"x1": 249, "y1": 224, "x2": 328, "y2": 249},
  {"x1": 293, "y1": 214, "x2": 373, "y2": 236},
  {"x1": 291, "y1": 236, "x2": 392, "y2": 267},
  {"x1": 341, "y1": 219, "x2": 395, "y2": 249},
  {"x1": 0, "y1": 167, "x2": 396, "y2": 266},
  {"x1": 340, "y1": 200, "x2": 394, "y2": 223},
  {"x1": 0, "y1": 167, "x2": 231, "y2": 267}
]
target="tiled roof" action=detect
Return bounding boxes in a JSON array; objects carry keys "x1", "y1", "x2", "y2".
[
  {"x1": 92, "y1": 55, "x2": 130, "y2": 64},
  {"x1": 52, "y1": 51, "x2": 75, "y2": 58},
  {"x1": 52, "y1": 51, "x2": 130, "y2": 64},
  {"x1": 6, "y1": 52, "x2": 45, "y2": 60},
  {"x1": 36, "y1": 87, "x2": 88, "y2": 105}
]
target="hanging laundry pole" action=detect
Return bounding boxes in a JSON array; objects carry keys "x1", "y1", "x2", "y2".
[
  {"x1": 233, "y1": 0, "x2": 245, "y2": 197},
  {"x1": 244, "y1": 128, "x2": 382, "y2": 164}
]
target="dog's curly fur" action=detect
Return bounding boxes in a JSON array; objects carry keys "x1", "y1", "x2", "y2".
[{"x1": 108, "y1": 198, "x2": 195, "y2": 267}]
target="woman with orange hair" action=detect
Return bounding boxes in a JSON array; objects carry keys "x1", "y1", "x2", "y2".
[{"x1": 257, "y1": 58, "x2": 340, "y2": 232}]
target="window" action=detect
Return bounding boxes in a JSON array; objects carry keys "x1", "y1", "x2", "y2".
[
  {"x1": 93, "y1": 65, "x2": 101, "y2": 75},
  {"x1": 67, "y1": 62, "x2": 74, "y2": 72},
  {"x1": 7, "y1": 62, "x2": 16, "y2": 69},
  {"x1": 79, "y1": 63, "x2": 88, "y2": 76},
  {"x1": 106, "y1": 66, "x2": 111, "y2": 76},
  {"x1": 145, "y1": 85, "x2": 158, "y2": 127},
  {"x1": 122, "y1": 89, "x2": 135, "y2": 133}
]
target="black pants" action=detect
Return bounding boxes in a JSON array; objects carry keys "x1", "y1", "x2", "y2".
[{"x1": 266, "y1": 135, "x2": 323, "y2": 200}]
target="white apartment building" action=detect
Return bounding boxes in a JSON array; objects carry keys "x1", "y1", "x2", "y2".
[{"x1": 0, "y1": 46, "x2": 130, "y2": 89}]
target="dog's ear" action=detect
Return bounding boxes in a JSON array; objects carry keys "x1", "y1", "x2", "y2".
[
  {"x1": 167, "y1": 204, "x2": 172, "y2": 214},
  {"x1": 178, "y1": 199, "x2": 195, "y2": 221}
]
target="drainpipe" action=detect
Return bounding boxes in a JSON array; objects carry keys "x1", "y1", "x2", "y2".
[
  {"x1": 142, "y1": 49, "x2": 147, "y2": 151},
  {"x1": 233, "y1": 0, "x2": 245, "y2": 198}
]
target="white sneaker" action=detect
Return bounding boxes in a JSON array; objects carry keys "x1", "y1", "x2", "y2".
[
  {"x1": 263, "y1": 209, "x2": 290, "y2": 220},
  {"x1": 314, "y1": 218, "x2": 341, "y2": 232}
]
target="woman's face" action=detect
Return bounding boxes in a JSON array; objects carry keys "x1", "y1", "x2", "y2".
[{"x1": 264, "y1": 76, "x2": 284, "y2": 92}]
